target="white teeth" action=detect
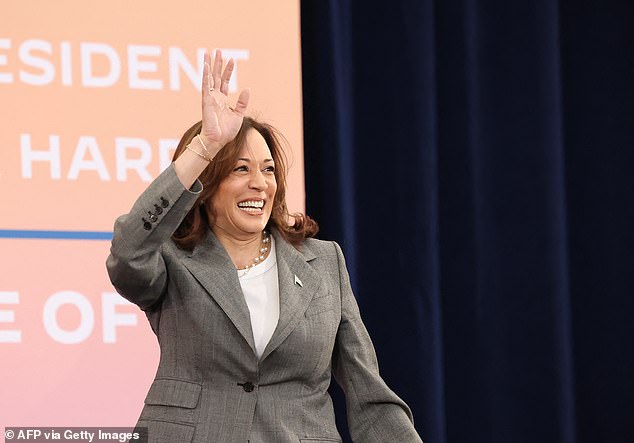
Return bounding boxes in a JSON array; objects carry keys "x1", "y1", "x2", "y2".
[
  {"x1": 239, "y1": 207, "x2": 260, "y2": 213},
  {"x1": 237, "y1": 200, "x2": 264, "y2": 209}
]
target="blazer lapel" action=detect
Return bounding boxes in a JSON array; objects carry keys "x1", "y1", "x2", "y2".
[
  {"x1": 180, "y1": 231, "x2": 256, "y2": 353},
  {"x1": 260, "y1": 229, "x2": 321, "y2": 362}
]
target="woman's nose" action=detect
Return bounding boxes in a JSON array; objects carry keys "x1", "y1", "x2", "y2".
[{"x1": 249, "y1": 170, "x2": 266, "y2": 189}]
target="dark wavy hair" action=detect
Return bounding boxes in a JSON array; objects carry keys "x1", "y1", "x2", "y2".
[{"x1": 171, "y1": 117, "x2": 318, "y2": 250}]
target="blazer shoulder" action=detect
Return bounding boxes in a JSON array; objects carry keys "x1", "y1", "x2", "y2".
[{"x1": 300, "y1": 237, "x2": 339, "y2": 260}]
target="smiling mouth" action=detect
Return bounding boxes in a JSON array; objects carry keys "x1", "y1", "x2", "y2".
[{"x1": 237, "y1": 200, "x2": 265, "y2": 213}]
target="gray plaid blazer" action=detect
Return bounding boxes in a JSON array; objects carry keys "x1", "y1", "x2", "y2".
[{"x1": 106, "y1": 165, "x2": 423, "y2": 443}]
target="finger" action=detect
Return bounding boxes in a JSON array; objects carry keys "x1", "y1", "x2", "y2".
[
  {"x1": 220, "y1": 58, "x2": 234, "y2": 95},
  {"x1": 212, "y1": 49, "x2": 223, "y2": 93},
  {"x1": 233, "y1": 89, "x2": 250, "y2": 115},
  {"x1": 202, "y1": 52, "x2": 213, "y2": 98}
]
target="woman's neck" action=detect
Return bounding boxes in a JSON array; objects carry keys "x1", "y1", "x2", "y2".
[{"x1": 212, "y1": 226, "x2": 264, "y2": 269}]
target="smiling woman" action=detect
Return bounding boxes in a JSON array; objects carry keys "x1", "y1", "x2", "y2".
[
  {"x1": 170, "y1": 117, "x2": 318, "y2": 253},
  {"x1": 106, "y1": 50, "x2": 423, "y2": 443}
]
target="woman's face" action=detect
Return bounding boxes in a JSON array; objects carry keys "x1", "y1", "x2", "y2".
[{"x1": 211, "y1": 128, "x2": 277, "y2": 239}]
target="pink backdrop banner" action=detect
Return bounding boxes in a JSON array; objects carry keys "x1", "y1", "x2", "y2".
[{"x1": 0, "y1": 0, "x2": 303, "y2": 427}]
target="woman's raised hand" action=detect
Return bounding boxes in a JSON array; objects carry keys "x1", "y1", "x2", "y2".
[{"x1": 200, "y1": 50, "x2": 250, "y2": 154}]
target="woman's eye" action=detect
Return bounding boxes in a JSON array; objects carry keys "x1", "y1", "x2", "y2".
[
  {"x1": 234, "y1": 165, "x2": 248, "y2": 172},
  {"x1": 264, "y1": 166, "x2": 275, "y2": 173}
]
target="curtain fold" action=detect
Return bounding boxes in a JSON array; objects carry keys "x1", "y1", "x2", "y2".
[{"x1": 301, "y1": 1, "x2": 633, "y2": 442}]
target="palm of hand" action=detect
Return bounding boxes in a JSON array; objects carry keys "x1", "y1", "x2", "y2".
[
  {"x1": 202, "y1": 91, "x2": 243, "y2": 146},
  {"x1": 199, "y1": 50, "x2": 250, "y2": 151}
]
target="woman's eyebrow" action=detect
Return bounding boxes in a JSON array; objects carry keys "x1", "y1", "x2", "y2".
[{"x1": 237, "y1": 158, "x2": 274, "y2": 162}]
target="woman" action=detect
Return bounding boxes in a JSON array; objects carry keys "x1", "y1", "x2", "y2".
[{"x1": 107, "y1": 50, "x2": 423, "y2": 443}]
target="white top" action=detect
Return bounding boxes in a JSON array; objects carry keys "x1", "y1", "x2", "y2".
[{"x1": 237, "y1": 236, "x2": 280, "y2": 358}]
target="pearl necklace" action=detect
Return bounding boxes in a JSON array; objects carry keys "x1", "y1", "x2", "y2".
[{"x1": 237, "y1": 231, "x2": 270, "y2": 276}]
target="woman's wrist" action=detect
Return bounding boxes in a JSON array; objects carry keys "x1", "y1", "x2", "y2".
[
  {"x1": 175, "y1": 137, "x2": 212, "y2": 188},
  {"x1": 186, "y1": 135, "x2": 222, "y2": 162},
  {"x1": 185, "y1": 137, "x2": 212, "y2": 162},
  {"x1": 197, "y1": 134, "x2": 223, "y2": 158}
]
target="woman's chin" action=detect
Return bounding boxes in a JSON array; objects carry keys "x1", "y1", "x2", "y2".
[{"x1": 236, "y1": 217, "x2": 269, "y2": 234}]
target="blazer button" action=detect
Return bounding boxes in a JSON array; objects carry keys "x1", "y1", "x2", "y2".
[
  {"x1": 160, "y1": 197, "x2": 169, "y2": 208},
  {"x1": 238, "y1": 381, "x2": 255, "y2": 392}
]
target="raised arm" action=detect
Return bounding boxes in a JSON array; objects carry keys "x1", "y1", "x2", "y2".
[
  {"x1": 174, "y1": 50, "x2": 250, "y2": 189},
  {"x1": 106, "y1": 50, "x2": 249, "y2": 310}
]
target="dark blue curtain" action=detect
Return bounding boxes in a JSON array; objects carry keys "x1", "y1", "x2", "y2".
[{"x1": 300, "y1": 1, "x2": 634, "y2": 443}]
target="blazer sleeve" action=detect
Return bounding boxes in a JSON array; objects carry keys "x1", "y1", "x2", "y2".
[
  {"x1": 106, "y1": 164, "x2": 202, "y2": 310},
  {"x1": 331, "y1": 242, "x2": 424, "y2": 443}
]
